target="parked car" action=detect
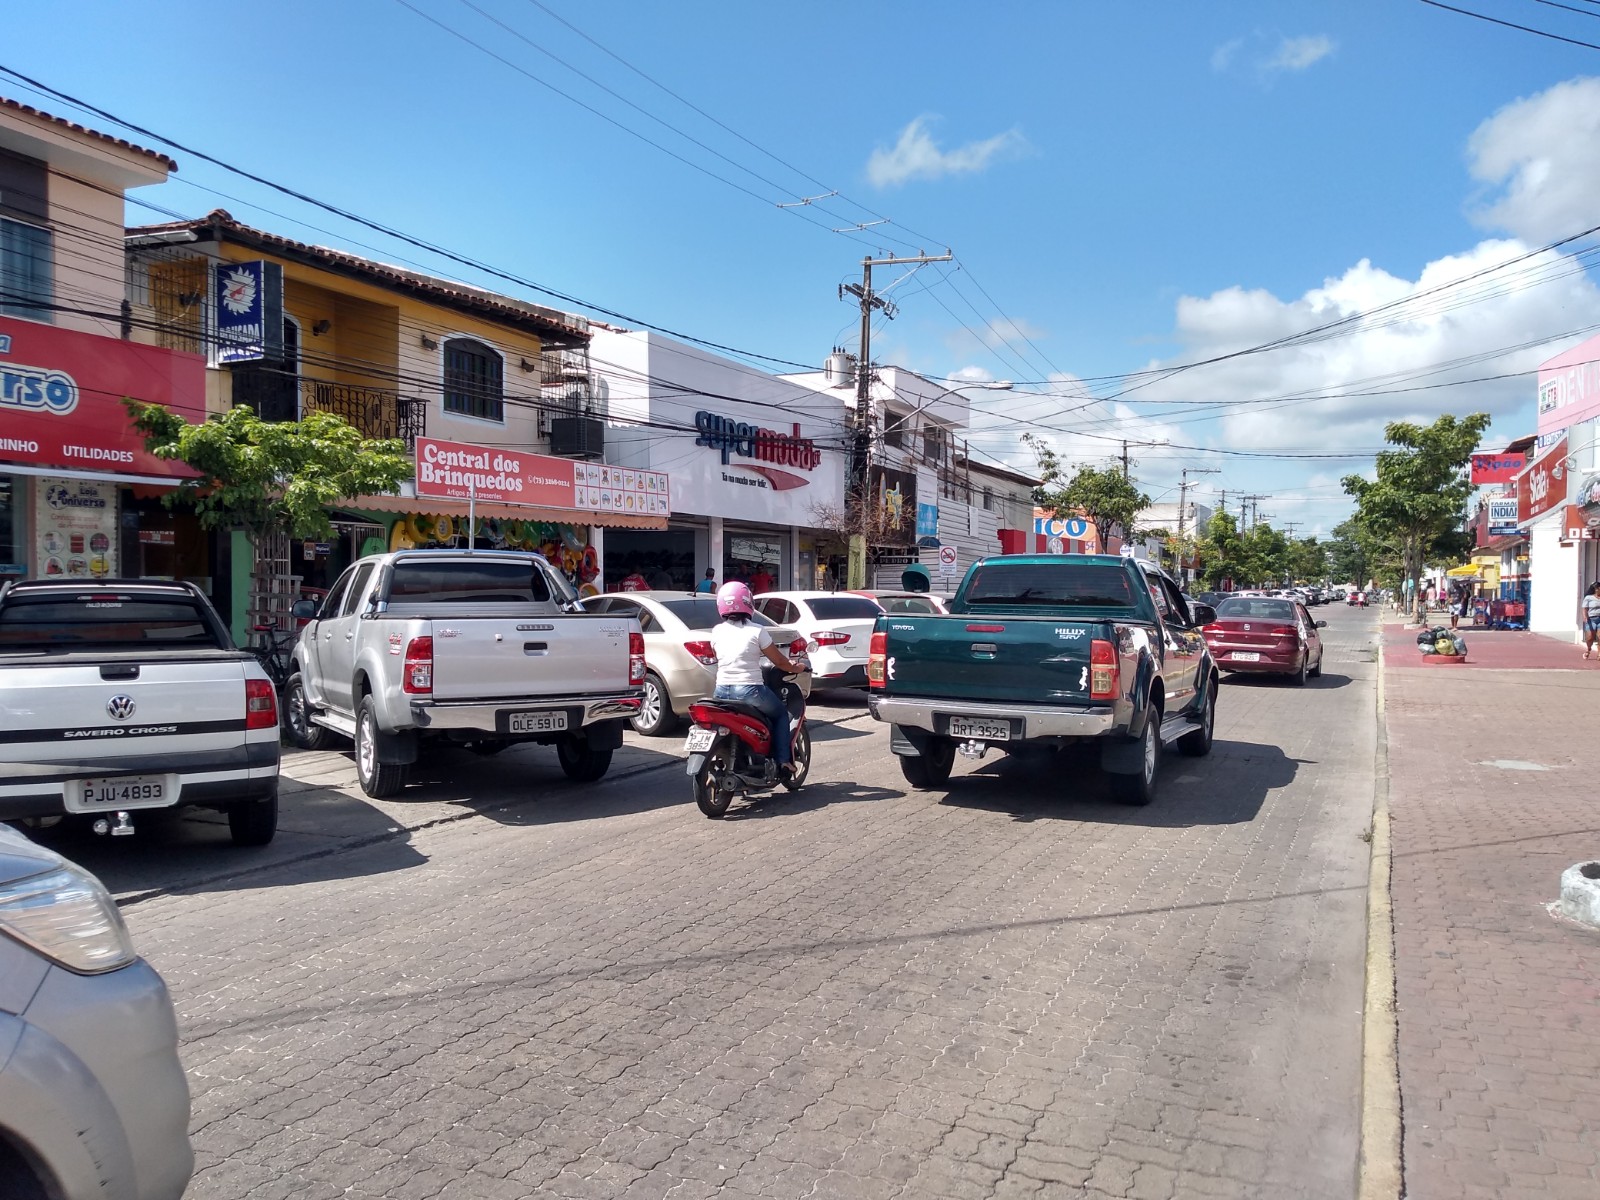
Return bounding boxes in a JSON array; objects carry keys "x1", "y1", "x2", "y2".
[
  {"x1": 0, "y1": 578, "x2": 281, "y2": 845},
  {"x1": 753, "y1": 591, "x2": 883, "y2": 688},
  {"x1": 0, "y1": 824, "x2": 193, "y2": 1200},
  {"x1": 284, "y1": 550, "x2": 643, "y2": 796},
  {"x1": 580, "y1": 592, "x2": 809, "y2": 736},
  {"x1": 867, "y1": 555, "x2": 1218, "y2": 805},
  {"x1": 849, "y1": 590, "x2": 952, "y2": 615},
  {"x1": 1200, "y1": 595, "x2": 1326, "y2": 685}
]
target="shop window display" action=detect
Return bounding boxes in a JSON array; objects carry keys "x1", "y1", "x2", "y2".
[{"x1": 0, "y1": 475, "x2": 22, "y2": 577}]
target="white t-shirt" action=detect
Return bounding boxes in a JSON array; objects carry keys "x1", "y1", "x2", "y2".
[{"x1": 710, "y1": 619, "x2": 772, "y2": 686}]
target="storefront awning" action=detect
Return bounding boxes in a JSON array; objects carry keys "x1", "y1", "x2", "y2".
[
  {"x1": 343, "y1": 494, "x2": 667, "y2": 530},
  {"x1": 1445, "y1": 563, "x2": 1481, "y2": 577}
]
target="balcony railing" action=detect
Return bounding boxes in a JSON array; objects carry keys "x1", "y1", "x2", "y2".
[{"x1": 232, "y1": 369, "x2": 425, "y2": 449}]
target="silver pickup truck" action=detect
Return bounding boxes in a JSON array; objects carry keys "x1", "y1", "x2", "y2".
[{"x1": 283, "y1": 550, "x2": 643, "y2": 797}]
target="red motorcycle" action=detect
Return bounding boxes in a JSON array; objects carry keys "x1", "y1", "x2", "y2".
[{"x1": 685, "y1": 644, "x2": 811, "y2": 819}]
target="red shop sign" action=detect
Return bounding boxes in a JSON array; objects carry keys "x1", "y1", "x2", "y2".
[
  {"x1": 0, "y1": 316, "x2": 206, "y2": 479},
  {"x1": 415, "y1": 436, "x2": 578, "y2": 508},
  {"x1": 1516, "y1": 437, "x2": 1569, "y2": 526}
]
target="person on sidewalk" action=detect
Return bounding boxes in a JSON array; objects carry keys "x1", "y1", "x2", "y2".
[
  {"x1": 1582, "y1": 582, "x2": 1600, "y2": 659},
  {"x1": 695, "y1": 567, "x2": 717, "y2": 595}
]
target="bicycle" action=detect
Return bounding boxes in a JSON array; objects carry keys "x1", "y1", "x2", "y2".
[{"x1": 247, "y1": 624, "x2": 299, "y2": 691}]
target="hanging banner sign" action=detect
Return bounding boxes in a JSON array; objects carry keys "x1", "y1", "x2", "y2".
[
  {"x1": 1470, "y1": 453, "x2": 1525, "y2": 485},
  {"x1": 415, "y1": 437, "x2": 670, "y2": 515},
  {"x1": 1516, "y1": 437, "x2": 1569, "y2": 526},
  {"x1": 215, "y1": 260, "x2": 285, "y2": 363},
  {"x1": 1486, "y1": 496, "x2": 1520, "y2": 537}
]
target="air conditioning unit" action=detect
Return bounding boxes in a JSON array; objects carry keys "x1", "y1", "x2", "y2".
[{"x1": 550, "y1": 416, "x2": 604, "y2": 459}]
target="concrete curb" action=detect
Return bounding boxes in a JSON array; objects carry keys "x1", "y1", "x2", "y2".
[{"x1": 1358, "y1": 642, "x2": 1403, "y2": 1199}]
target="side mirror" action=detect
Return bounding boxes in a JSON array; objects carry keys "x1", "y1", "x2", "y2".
[
  {"x1": 1316, "y1": 620, "x2": 1328, "y2": 628},
  {"x1": 291, "y1": 599, "x2": 317, "y2": 621},
  {"x1": 1191, "y1": 603, "x2": 1217, "y2": 625}
]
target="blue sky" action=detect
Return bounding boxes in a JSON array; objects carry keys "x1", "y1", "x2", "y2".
[{"x1": 8, "y1": 0, "x2": 1600, "y2": 536}]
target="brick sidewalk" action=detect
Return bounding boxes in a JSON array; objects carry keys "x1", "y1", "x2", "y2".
[
  {"x1": 1384, "y1": 621, "x2": 1599, "y2": 671},
  {"x1": 1384, "y1": 637, "x2": 1600, "y2": 1198}
]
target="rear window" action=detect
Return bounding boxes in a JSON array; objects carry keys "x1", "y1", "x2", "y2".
[
  {"x1": 389, "y1": 561, "x2": 552, "y2": 604},
  {"x1": 1216, "y1": 598, "x2": 1296, "y2": 621},
  {"x1": 962, "y1": 563, "x2": 1137, "y2": 608},
  {"x1": 806, "y1": 598, "x2": 882, "y2": 620},
  {"x1": 0, "y1": 592, "x2": 223, "y2": 650},
  {"x1": 658, "y1": 599, "x2": 773, "y2": 629}
]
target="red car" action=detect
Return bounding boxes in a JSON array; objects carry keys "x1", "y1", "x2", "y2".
[{"x1": 1201, "y1": 595, "x2": 1326, "y2": 685}]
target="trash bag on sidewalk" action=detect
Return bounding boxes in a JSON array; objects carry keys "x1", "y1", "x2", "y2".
[
  {"x1": 1419, "y1": 641, "x2": 1438, "y2": 654},
  {"x1": 1451, "y1": 634, "x2": 1468, "y2": 655}
]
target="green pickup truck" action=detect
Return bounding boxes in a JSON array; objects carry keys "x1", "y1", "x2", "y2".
[{"x1": 866, "y1": 554, "x2": 1219, "y2": 805}]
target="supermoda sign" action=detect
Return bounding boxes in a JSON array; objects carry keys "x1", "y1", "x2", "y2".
[
  {"x1": 1470, "y1": 453, "x2": 1525, "y2": 485},
  {"x1": 414, "y1": 437, "x2": 670, "y2": 515},
  {"x1": 693, "y1": 410, "x2": 821, "y2": 490},
  {"x1": 0, "y1": 317, "x2": 205, "y2": 479},
  {"x1": 1517, "y1": 437, "x2": 1569, "y2": 525}
]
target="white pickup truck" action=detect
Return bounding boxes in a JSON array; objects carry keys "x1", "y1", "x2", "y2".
[
  {"x1": 283, "y1": 549, "x2": 644, "y2": 797},
  {"x1": 0, "y1": 579, "x2": 282, "y2": 845}
]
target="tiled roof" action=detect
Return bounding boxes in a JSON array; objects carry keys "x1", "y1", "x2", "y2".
[
  {"x1": 128, "y1": 209, "x2": 589, "y2": 343},
  {"x1": 1, "y1": 95, "x2": 177, "y2": 171}
]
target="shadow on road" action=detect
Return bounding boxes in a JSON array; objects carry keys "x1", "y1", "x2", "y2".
[
  {"x1": 1222, "y1": 671, "x2": 1354, "y2": 690},
  {"x1": 931, "y1": 738, "x2": 1301, "y2": 827},
  {"x1": 720, "y1": 779, "x2": 902, "y2": 821}
]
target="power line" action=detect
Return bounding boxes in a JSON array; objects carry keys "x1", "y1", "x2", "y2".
[{"x1": 1417, "y1": 0, "x2": 1600, "y2": 49}]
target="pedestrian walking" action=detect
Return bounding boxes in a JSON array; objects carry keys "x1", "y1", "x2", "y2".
[
  {"x1": 1582, "y1": 582, "x2": 1600, "y2": 659},
  {"x1": 695, "y1": 567, "x2": 717, "y2": 595}
]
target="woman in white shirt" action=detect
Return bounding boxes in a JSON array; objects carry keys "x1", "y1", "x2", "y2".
[{"x1": 709, "y1": 582, "x2": 806, "y2": 773}]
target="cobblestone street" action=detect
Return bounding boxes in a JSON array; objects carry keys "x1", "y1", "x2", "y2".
[{"x1": 48, "y1": 612, "x2": 1383, "y2": 1199}]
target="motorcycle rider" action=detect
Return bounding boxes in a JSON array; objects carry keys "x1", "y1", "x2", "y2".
[{"x1": 709, "y1": 582, "x2": 806, "y2": 776}]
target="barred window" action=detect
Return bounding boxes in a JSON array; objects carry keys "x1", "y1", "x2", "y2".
[
  {"x1": 443, "y1": 338, "x2": 504, "y2": 422},
  {"x1": 0, "y1": 217, "x2": 52, "y2": 322}
]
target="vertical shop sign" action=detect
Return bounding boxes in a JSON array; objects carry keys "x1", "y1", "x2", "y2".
[
  {"x1": 35, "y1": 477, "x2": 117, "y2": 578},
  {"x1": 215, "y1": 260, "x2": 285, "y2": 363}
]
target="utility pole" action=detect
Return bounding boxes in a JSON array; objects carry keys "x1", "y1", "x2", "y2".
[
  {"x1": 842, "y1": 250, "x2": 951, "y2": 588},
  {"x1": 1241, "y1": 494, "x2": 1265, "y2": 530},
  {"x1": 1120, "y1": 440, "x2": 1131, "y2": 479},
  {"x1": 1175, "y1": 467, "x2": 1219, "y2": 586}
]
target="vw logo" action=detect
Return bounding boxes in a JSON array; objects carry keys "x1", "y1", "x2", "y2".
[{"x1": 106, "y1": 694, "x2": 137, "y2": 720}]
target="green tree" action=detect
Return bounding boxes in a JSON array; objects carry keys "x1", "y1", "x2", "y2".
[
  {"x1": 1241, "y1": 522, "x2": 1290, "y2": 586},
  {"x1": 1342, "y1": 413, "x2": 1490, "y2": 619},
  {"x1": 1197, "y1": 510, "x2": 1250, "y2": 589},
  {"x1": 1024, "y1": 434, "x2": 1151, "y2": 551},
  {"x1": 1287, "y1": 536, "x2": 1328, "y2": 583},
  {"x1": 125, "y1": 401, "x2": 414, "y2": 619},
  {"x1": 1326, "y1": 519, "x2": 1371, "y2": 586}
]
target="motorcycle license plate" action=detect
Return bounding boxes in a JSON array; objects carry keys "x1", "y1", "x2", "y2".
[
  {"x1": 68, "y1": 774, "x2": 175, "y2": 812},
  {"x1": 1231, "y1": 652, "x2": 1261, "y2": 662},
  {"x1": 509, "y1": 711, "x2": 567, "y2": 734},
  {"x1": 947, "y1": 717, "x2": 1010, "y2": 741},
  {"x1": 684, "y1": 727, "x2": 717, "y2": 752}
]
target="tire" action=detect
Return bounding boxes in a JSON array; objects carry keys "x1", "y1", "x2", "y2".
[
  {"x1": 355, "y1": 694, "x2": 406, "y2": 798},
  {"x1": 227, "y1": 788, "x2": 278, "y2": 847},
  {"x1": 1178, "y1": 679, "x2": 1216, "y2": 758},
  {"x1": 556, "y1": 736, "x2": 613, "y2": 782},
  {"x1": 0, "y1": 1140, "x2": 48, "y2": 1200},
  {"x1": 898, "y1": 736, "x2": 955, "y2": 790},
  {"x1": 782, "y1": 725, "x2": 812, "y2": 790},
  {"x1": 630, "y1": 672, "x2": 677, "y2": 737},
  {"x1": 693, "y1": 749, "x2": 732, "y2": 818},
  {"x1": 1308, "y1": 650, "x2": 1323, "y2": 679},
  {"x1": 1109, "y1": 711, "x2": 1160, "y2": 806},
  {"x1": 1289, "y1": 654, "x2": 1309, "y2": 687},
  {"x1": 466, "y1": 740, "x2": 509, "y2": 757},
  {"x1": 282, "y1": 673, "x2": 330, "y2": 751}
]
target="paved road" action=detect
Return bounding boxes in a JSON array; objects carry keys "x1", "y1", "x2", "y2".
[{"x1": 41, "y1": 607, "x2": 1383, "y2": 1199}]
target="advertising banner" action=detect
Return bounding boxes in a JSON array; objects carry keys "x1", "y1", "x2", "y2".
[
  {"x1": 0, "y1": 316, "x2": 206, "y2": 479},
  {"x1": 1536, "y1": 330, "x2": 1600, "y2": 438},
  {"x1": 415, "y1": 437, "x2": 670, "y2": 515},
  {"x1": 215, "y1": 260, "x2": 285, "y2": 363},
  {"x1": 35, "y1": 477, "x2": 117, "y2": 578},
  {"x1": 916, "y1": 501, "x2": 939, "y2": 544},
  {"x1": 1470, "y1": 452, "x2": 1525, "y2": 485},
  {"x1": 867, "y1": 465, "x2": 918, "y2": 545},
  {"x1": 1486, "y1": 496, "x2": 1520, "y2": 537},
  {"x1": 1516, "y1": 437, "x2": 1569, "y2": 526}
]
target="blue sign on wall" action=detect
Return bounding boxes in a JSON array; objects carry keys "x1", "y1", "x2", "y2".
[
  {"x1": 215, "y1": 260, "x2": 284, "y2": 363},
  {"x1": 916, "y1": 502, "x2": 939, "y2": 539}
]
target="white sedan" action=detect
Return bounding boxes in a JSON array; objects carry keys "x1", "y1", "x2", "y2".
[{"x1": 753, "y1": 591, "x2": 884, "y2": 689}]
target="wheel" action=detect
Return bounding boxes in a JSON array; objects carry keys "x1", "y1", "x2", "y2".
[
  {"x1": 1308, "y1": 650, "x2": 1323, "y2": 679},
  {"x1": 282, "y1": 674, "x2": 330, "y2": 751},
  {"x1": 0, "y1": 1140, "x2": 49, "y2": 1200},
  {"x1": 227, "y1": 787, "x2": 278, "y2": 846},
  {"x1": 782, "y1": 725, "x2": 812, "y2": 790},
  {"x1": 556, "y1": 736, "x2": 613, "y2": 782},
  {"x1": 1178, "y1": 679, "x2": 1216, "y2": 758},
  {"x1": 898, "y1": 737, "x2": 955, "y2": 789},
  {"x1": 693, "y1": 749, "x2": 732, "y2": 818},
  {"x1": 1289, "y1": 654, "x2": 1309, "y2": 687},
  {"x1": 466, "y1": 740, "x2": 509, "y2": 756},
  {"x1": 630, "y1": 672, "x2": 677, "y2": 736},
  {"x1": 355, "y1": 695, "x2": 406, "y2": 798},
  {"x1": 1109, "y1": 713, "x2": 1160, "y2": 806}
]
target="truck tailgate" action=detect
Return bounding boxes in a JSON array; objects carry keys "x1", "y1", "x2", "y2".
[
  {"x1": 0, "y1": 654, "x2": 253, "y2": 767},
  {"x1": 882, "y1": 615, "x2": 1104, "y2": 704},
  {"x1": 429, "y1": 614, "x2": 633, "y2": 700}
]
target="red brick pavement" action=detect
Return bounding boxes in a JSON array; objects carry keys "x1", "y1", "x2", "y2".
[
  {"x1": 1385, "y1": 621, "x2": 1600, "y2": 671},
  {"x1": 1384, "y1": 631, "x2": 1600, "y2": 1199}
]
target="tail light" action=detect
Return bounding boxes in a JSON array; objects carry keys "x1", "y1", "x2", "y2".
[
  {"x1": 867, "y1": 630, "x2": 888, "y2": 689},
  {"x1": 1268, "y1": 624, "x2": 1298, "y2": 639},
  {"x1": 688, "y1": 702, "x2": 716, "y2": 725},
  {"x1": 1090, "y1": 639, "x2": 1119, "y2": 700},
  {"x1": 629, "y1": 631, "x2": 646, "y2": 686},
  {"x1": 245, "y1": 678, "x2": 278, "y2": 730},
  {"x1": 402, "y1": 636, "x2": 433, "y2": 695},
  {"x1": 965, "y1": 624, "x2": 1006, "y2": 633},
  {"x1": 789, "y1": 638, "x2": 807, "y2": 656},
  {"x1": 811, "y1": 630, "x2": 851, "y2": 646},
  {"x1": 684, "y1": 639, "x2": 717, "y2": 666}
]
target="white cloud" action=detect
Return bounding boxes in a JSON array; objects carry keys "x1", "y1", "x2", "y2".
[
  {"x1": 1265, "y1": 34, "x2": 1335, "y2": 73},
  {"x1": 1468, "y1": 76, "x2": 1600, "y2": 244},
  {"x1": 1211, "y1": 39, "x2": 1243, "y2": 72},
  {"x1": 866, "y1": 117, "x2": 1028, "y2": 188}
]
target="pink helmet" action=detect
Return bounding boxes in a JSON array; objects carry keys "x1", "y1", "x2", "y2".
[{"x1": 716, "y1": 581, "x2": 754, "y2": 617}]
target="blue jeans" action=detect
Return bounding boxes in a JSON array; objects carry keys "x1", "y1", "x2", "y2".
[{"x1": 713, "y1": 683, "x2": 791, "y2": 765}]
